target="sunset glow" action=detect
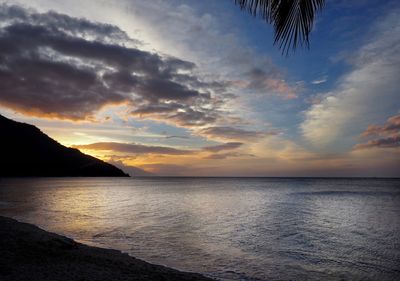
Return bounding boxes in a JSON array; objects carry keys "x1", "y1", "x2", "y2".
[{"x1": 0, "y1": 0, "x2": 399, "y2": 177}]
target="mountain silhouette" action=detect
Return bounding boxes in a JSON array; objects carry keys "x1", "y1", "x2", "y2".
[{"x1": 0, "y1": 115, "x2": 128, "y2": 177}]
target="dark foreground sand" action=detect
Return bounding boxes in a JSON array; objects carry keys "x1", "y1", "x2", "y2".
[{"x1": 0, "y1": 216, "x2": 214, "y2": 281}]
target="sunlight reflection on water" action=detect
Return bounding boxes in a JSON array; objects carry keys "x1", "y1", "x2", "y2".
[{"x1": 0, "y1": 177, "x2": 399, "y2": 280}]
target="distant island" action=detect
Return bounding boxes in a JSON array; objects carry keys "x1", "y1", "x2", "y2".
[{"x1": 0, "y1": 115, "x2": 128, "y2": 177}]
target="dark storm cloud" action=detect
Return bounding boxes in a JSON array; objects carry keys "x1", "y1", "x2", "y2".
[{"x1": 0, "y1": 4, "x2": 219, "y2": 120}]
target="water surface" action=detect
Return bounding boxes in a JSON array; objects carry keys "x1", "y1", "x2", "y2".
[{"x1": 0, "y1": 177, "x2": 399, "y2": 280}]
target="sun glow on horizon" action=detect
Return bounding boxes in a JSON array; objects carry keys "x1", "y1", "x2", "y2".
[{"x1": 0, "y1": 0, "x2": 399, "y2": 177}]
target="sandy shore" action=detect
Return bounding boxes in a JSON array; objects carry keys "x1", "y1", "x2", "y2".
[{"x1": 0, "y1": 216, "x2": 214, "y2": 281}]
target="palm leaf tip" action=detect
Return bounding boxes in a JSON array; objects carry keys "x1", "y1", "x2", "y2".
[{"x1": 234, "y1": 0, "x2": 325, "y2": 55}]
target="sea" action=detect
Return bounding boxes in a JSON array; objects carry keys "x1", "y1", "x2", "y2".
[{"x1": 0, "y1": 177, "x2": 399, "y2": 280}]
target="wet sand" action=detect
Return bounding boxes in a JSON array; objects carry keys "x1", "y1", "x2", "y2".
[{"x1": 0, "y1": 216, "x2": 214, "y2": 281}]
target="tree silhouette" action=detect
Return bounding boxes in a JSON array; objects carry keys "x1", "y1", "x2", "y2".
[{"x1": 234, "y1": 0, "x2": 325, "y2": 54}]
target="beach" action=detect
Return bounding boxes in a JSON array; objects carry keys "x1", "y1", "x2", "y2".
[{"x1": 0, "y1": 216, "x2": 213, "y2": 281}]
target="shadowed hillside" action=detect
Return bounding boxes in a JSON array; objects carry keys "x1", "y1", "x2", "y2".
[{"x1": 0, "y1": 115, "x2": 128, "y2": 177}]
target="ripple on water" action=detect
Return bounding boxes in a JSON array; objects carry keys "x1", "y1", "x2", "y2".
[{"x1": 0, "y1": 177, "x2": 399, "y2": 280}]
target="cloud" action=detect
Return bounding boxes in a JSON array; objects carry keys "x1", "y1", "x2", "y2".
[
  {"x1": 229, "y1": 68, "x2": 298, "y2": 99},
  {"x1": 131, "y1": 102, "x2": 219, "y2": 127},
  {"x1": 74, "y1": 141, "x2": 244, "y2": 155},
  {"x1": 311, "y1": 76, "x2": 328, "y2": 85},
  {"x1": 243, "y1": 68, "x2": 298, "y2": 99},
  {"x1": 202, "y1": 142, "x2": 243, "y2": 152},
  {"x1": 85, "y1": 0, "x2": 297, "y2": 120},
  {"x1": 354, "y1": 135, "x2": 400, "y2": 149},
  {"x1": 301, "y1": 9, "x2": 400, "y2": 150},
  {"x1": 198, "y1": 126, "x2": 277, "y2": 141},
  {"x1": 130, "y1": 90, "x2": 238, "y2": 128},
  {"x1": 203, "y1": 152, "x2": 254, "y2": 160},
  {"x1": 361, "y1": 114, "x2": 400, "y2": 137},
  {"x1": 0, "y1": 4, "x2": 222, "y2": 122},
  {"x1": 74, "y1": 142, "x2": 195, "y2": 155},
  {"x1": 0, "y1": 2, "x2": 291, "y2": 143},
  {"x1": 164, "y1": 135, "x2": 190, "y2": 140},
  {"x1": 355, "y1": 114, "x2": 400, "y2": 149}
]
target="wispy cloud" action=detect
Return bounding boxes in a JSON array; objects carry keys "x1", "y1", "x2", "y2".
[
  {"x1": 301, "y1": 9, "x2": 400, "y2": 150},
  {"x1": 355, "y1": 114, "x2": 400, "y2": 149},
  {"x1": 361, "y1": 114, "x2": 400, "y2": 138},
  {"x1": 354, "y1": 135, "x2": 400, "y2": 149},
  {"x1": 243, "y1": 68, "x2": 298, "y2": 99},
  {"x1": 74, "y1": 141, "x2": 244, "y2": 155},
  {"x1": 202, "y1": 142, "x2": 243, "y2": 152},
  {"x1": 203, "y1": 152, "x2": 254, "y2": 160},
  {"x1": 137, "y1": 163, "x2": 200, "y2": 177},
  {"x1": 311, "y1": 76, "x2": 328, "y2": 85},
  {"x1": 197, "y1": 126, "x2": 277, "y2": 141},
  {"x1": 74, "y1": 142, "x2": 195, "y2": 155}
]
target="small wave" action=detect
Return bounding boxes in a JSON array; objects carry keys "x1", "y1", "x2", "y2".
[{"x1": 291, "y1": 191, "x2": 400, "y2": 197}]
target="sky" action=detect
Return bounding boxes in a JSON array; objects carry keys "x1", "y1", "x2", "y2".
[{"x1": 0, "y1": 0, "x2": 399, "y2": 177}]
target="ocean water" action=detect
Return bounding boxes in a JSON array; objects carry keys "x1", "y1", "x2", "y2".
[{"x1": 0, "y1": 177, "x2": 399, "y2": 280}]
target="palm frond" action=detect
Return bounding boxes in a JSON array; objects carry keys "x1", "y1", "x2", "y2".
[{"x1": 234, "y1": 0, "x2": 325, "y2": 55}]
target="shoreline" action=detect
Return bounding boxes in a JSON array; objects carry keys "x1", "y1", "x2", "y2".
[{"x1": 0, "y1": 216, "x2": 214, "y2": 281}]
